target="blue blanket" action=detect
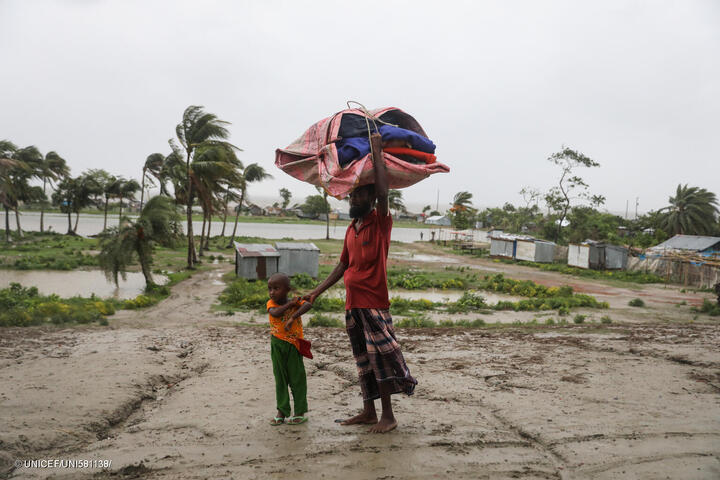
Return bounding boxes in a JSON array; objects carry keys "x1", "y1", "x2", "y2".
[{"x1": 336, "y1": 125, "x2": 436, "y2": 167}]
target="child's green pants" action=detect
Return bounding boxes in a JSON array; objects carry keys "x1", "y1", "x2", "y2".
[{"x1": 271, "y1": 335, "x2": 308, "y2": 417}]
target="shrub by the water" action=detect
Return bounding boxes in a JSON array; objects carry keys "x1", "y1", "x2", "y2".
[
  {"x1": 628, "y1": 298, "x2": 645, "y2": 307},
  {"x1": 0, "y1": 283, "x2": 116, "y2": 327}
]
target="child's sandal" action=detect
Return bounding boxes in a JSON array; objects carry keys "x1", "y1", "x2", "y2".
[
  {"x1": 287, "y1": 416, "x2": 308, "y2": 425},
  {"x1": 270, "y1": 416, "x2": 285, "y2": 426}
]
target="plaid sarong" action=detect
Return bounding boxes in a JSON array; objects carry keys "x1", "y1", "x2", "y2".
[{"x1": 345, "y1": 308, "x2": 417, "y2": 401}]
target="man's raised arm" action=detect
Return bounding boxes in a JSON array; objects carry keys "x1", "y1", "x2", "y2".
[{"x1": 370, "y1": 133, "x2": 389, "y2": 217}]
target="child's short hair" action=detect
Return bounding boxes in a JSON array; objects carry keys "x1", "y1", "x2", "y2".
[{"x1": 268, "y1": 272, "x2": 290, "y2": 287}]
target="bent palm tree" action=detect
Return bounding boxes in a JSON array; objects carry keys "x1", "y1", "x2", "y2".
[
  {"x1": 227, "y1": 163, "x2": 272, "y2": 246},
  {"x1": 37, "y1": 151, "x2": 70, "y2": 232},
  {"x1": 140, "y1": 153, "x2": 165, "y2": 210},
  {"x1": 98, "y1": 196, "x2": 181, "y2": 288},
  {"x1": 1, "y1": 140, "x2": 22, "y2": 242},
  {"x1": 389, "y1": 189, "x2": 406, "y2": 217},
  {"x1": 173, "y1": 106, "x2": 239, "y2": 269},
  {"x1": 662, "y1": 184, "x2": 719, "y2": 235}
]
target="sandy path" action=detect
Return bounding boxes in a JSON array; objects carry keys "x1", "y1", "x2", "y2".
[{"x1": 2, "y1": 262, "x2": 720, "y2": 479}]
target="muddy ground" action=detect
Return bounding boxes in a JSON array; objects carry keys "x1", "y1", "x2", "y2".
[{"x1": 1, "y1": 245, "x2": 719, "y2": 479}]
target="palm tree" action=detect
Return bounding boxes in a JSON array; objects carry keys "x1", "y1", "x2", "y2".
[
  {"x1": 7, "y1": 146, "x2": 44, "y2": 237},
  {"x1": 173, "y1": 105, "x2": 238, "y2": 269},
  {"x1": 227, "y1": 163, "x2": 272, "y2": 247},
  {"x1": 280, "y1": 188, "x2": 292, "y2": 210},
  {"x1": 35, "y1": 151, "x2": 70, "y2": 232},
  {"x1": 117, "y1": 178, "x2": 140, "y2": 221},
  {"x1": 52, "y1": 175, "x2": 100, "y2": 235},
  {"x1": 662, "y1": 184, "x2": 719, "y2": 235},
  {"x1": 1, "y1": 141, "x2": 20, "y2": 242},
  {"x1": 190, "y1": 143, "x2": 243, "y2": 254},
  {"x1": 388, "y1": 189, "x2": 406, "y2": 218},
  {"x1": 140, "y1": 153, "x2": 165, "y2": 210},
  {"x1": 452, "y1": 191, "x2": 473, "y2": 210},
  {"x1": 98, "y1": 173, "x2": 118, "y2": 231},
  {"x1": 98, "y1": 196, "x2": 181, "y2": 289}
]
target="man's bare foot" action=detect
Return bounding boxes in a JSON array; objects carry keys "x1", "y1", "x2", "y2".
[
  {"x1": 340, "y1": 412, "x2": 378, "y2": 425},
  {"x1": 368, "y1": 417, "x2": 397, "y2": 433}
]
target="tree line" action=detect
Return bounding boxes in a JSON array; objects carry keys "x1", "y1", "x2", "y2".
[
  {"x1": 444, "y1": 147, "x2": 719, "y2": 247},
  {"x1": 1, "y1": 106, "x2": 275, "y2": 272}
]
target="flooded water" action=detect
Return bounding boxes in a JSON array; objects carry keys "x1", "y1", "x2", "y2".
[
  {"x1": 389, "y1": 251, "x2": 461, "y2": 263},
  {"x1": 0, "y1": 269, "x2": 167, "y2": 299},
  {"x1": 1, "y1": 212, "x2": 431, "y2": 243}
]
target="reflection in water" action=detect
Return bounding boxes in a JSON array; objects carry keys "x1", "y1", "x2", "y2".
[{"x1": 0, "y1": 270, "x2": 168, "y2": 299}]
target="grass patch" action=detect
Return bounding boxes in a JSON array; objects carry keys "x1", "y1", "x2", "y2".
[
  {"x1": 307, "y1": 313, "x2": 344, "y2": 327},
  {"x1": 495, "y1": 258, "x2": 665, "y2": 284},
  {"x1": 628, "y1": 298, "x2": 645, "y2": 307}
]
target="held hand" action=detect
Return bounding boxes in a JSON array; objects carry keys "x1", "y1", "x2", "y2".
[{"x1": 302, "y1": 291, "x2": 318, "y2": 305}]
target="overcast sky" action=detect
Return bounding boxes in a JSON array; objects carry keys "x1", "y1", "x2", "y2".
[{"x1": 1, "y1": 0, "x2": 718, "y2": 215}]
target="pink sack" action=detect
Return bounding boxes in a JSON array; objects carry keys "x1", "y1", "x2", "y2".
[{"x1": 275, "y1": 107, "x2": 450, "y2": 199}]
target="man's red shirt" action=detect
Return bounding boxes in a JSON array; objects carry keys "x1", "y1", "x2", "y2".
[{"x1": 340, "y1": 208, "x2": 392, "y2": 309}]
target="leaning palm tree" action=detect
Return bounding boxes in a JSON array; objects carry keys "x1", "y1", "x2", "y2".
[
  {"x1": 662, "y1": 184, "x2": 719, "y2": 235},
  {"x1": 98, "y1": 196, "x2": 181, "y2": 289},
  {"x1": 140, "y1": 153, "x2": 165, "y2": 210},
  {"x1": 173, "y1": 105, "x2": 239, "y2": 269},
  {"x1": 1, "y1": 141, "x2": 21, "y2": 242},
  {"x1": 37, "y1": 151, "x2": 70, "y2": 232},
  {"x1": 227, "y1": 163, "x2": 272, "y2": 247},
  {"x1": 452, "y1": 191, "x2": 473, "y2": 209},
  {"x1": 8, "y1": 146, "x2": 43, "y2": 237}
]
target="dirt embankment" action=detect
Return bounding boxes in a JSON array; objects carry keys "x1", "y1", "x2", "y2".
[{"x1": 1, "y1": 260, "x2": 719, "y2": 479}]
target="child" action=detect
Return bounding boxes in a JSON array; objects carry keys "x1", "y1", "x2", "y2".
[{"x1": 266, "y1": 273, "x2": 313, "y2": 426}]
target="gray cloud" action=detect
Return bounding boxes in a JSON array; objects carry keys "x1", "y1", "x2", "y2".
[{"x1": 1, "y1": 0, "x2": 718, "y2": 215}]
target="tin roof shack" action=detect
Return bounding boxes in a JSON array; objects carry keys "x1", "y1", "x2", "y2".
[
  {"x1": 489, "y1": 235, "x2": 516, "y2": 258},
  {"x1": 275, "y1": 242, "x2": 320, "y2": 277},
  {"x1": 649, "y1": 235, "x2": 720, "y2": 256},
  {"x1": 515, "y1": 238, "x2": 556, "y2": 263},
  {"x1": 569, "y1": 241, "x2": 629, "y2": 270},
  {"x1": 425, "y1": 215, "x2": 451, "y2": 226},
  {"x1": 489, "y1": 234, "x2": 535, "y2": 259},
  {"x1": 233, "y1": 243, "x2": 280, "y2": 280},
  {"x1": 568, "y1": 243, "x2": 591, "y2": 268}
]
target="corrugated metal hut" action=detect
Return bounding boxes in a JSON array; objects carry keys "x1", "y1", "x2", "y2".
[
  {"x1": 275, "y1": 242, "x2": 320, "y2": 277},
  {"x1": 233, "y1": 243, "x2": 280, "y2": 280},
  {"x1": 489, "y1": 235, "x2": 516, "y2": 258},
  {"x1": 568, "y1": 241, "x2": 628, "y2": 270},
  {"x1": 515, "y1": 239, "x2": 556, "y2": 263},
  {"x1": 591, "y1": 244, "x2": 628, "y2": 270}
]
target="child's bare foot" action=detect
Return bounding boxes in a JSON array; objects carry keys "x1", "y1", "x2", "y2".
[
  {"x1": 368, "y1": 416, "x2": 397, "y2": 433},
  {"x1": 340, "y1": 411, "x2": 378, "y2": 425}
]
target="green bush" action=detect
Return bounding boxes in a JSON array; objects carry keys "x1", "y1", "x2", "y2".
[
  {"x1": 691, "y1": 299, "x2": 720, "y2": 317},
  {"x1": 628, "y1": 298, "x2": 645, "y2": 307},
  {"x1": 573, "y1": 314, "x2": 586, "y2": 324},
  {"x1": 291, "y1": 273, "x2": 317, "y2": 289},
  {"x1": 600, "y1": 315, "x2": 612, "y2": 324},
  {"x1": 0, "y1": 283, "x2": 115, "y2": 327}
]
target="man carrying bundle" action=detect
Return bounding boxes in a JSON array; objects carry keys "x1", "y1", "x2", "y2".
[{"x1": 305, "y1": 133, "x2": 417, "y2": 433}]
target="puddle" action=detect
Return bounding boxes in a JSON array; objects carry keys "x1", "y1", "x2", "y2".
[{"x1": 0, "y1": 269, "x2": 168, "y2": 299}]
